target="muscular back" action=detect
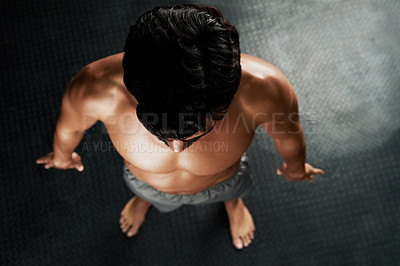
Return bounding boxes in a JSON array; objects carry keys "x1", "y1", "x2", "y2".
[{"x1": 61, "y1": 53, "x2": 297, "y2": 194}]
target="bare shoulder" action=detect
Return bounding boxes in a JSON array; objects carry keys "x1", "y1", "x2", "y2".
[
  {"x1": 64, "y1": 53, "x2": 132, "y2": 121},
  {"x1": 238, "y1": 54, "x2": 296, "y2": 124}
]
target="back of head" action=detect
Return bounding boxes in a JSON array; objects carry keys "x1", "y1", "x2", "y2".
[{"x1": 123, "y1": 4, "x2": 241, "y2": 140}]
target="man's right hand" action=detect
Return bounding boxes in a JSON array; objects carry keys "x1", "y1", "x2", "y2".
[{"x1": 36, "y1": 152, "x2": 84, "y2": 172}]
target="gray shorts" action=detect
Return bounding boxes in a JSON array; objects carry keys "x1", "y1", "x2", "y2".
[{"x1": 123, "y1": 154, "x2": 254, "y2": 212}]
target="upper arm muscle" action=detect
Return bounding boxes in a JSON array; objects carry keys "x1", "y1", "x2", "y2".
[
  {"x1": 56, "y1": 68, "x2": 100, "y2": 134},
  {"x1": 257, "y1": 70, "x2": 301, "y2": 140}
]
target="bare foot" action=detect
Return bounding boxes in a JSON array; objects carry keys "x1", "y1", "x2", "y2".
[
  {"x1": 224, "y1": 198, "x2": 255, "y2": 249},
  {"x1": 119, "y1": 196, "x2": 151, "y2": 237}
]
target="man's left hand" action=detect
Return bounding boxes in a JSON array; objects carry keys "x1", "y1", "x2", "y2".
[{"x1": 277, "y1": 163, "x2": 324, "y2": 182}]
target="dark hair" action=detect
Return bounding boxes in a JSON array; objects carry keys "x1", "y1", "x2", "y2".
[{"x1": 123, "y1": 4, "x2": 241, "y2": 140}]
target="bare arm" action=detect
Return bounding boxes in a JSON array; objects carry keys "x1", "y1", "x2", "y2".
[
  {"x1": 254, "y1": 66, "x2": 324, "y2": 181},
  {"x1": 261, "y1": 75, "x2": 306, "y2": 175},
  {"x1": 37, "y1": 67, "x2": 99, "y2": 171}
]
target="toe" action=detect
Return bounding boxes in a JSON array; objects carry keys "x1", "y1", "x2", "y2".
[
  {"x1": 121, "y1": 222, "x2": 131, "y2": 233},
  {"x1": 233, "y1": 237, "x2": 244, "y2": 249},
  {"x1": 242, "y1": 235, "x2": 251, "y2": 247},
  {"x1": 119, "y1": 216, "x2": 125, "y2": 224},
  {"x1": 249, "y1": 230, "x2": 254, "y2": 240},
  {"x1": 246, "y1": 235, "x2": 253, "y2": 246},
  {"x1": 121, "y1": 224, "x2": 129, "y2": 233},
  {"x1": 127, "y1": 226, "x2": 139, "y2": 237}
]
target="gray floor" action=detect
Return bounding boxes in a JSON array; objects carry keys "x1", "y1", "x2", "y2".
[{"x1": 1, "y1": 0, "x2": 399, "y2": 265}]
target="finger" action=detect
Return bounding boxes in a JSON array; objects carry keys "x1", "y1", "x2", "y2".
[
  {"x1": 36, "y1": 157, "x2": 47, "y2": 164},
  {"x1": 72, "y1": 154, "x2": 84, "y2": 172},
  {"x1": 312, "y1": 168, "x2": 325, "y2": 175},
  {"x1": 75, "y1": 164, "x2": 84, "y2": 172},
  {"x1": 44, "y1": 158, "x2": 55, "y2": 169},
  {"x1": 308, "y1": 175, "x2": 314, "y2": 182},
  {"x1": 277, "y1": 164, "x2": 286, "y2": 175}
]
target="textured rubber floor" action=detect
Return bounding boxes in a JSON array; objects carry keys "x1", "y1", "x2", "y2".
[{"x1": 1, "y1": 0, "x2": 399, "y2": 265}]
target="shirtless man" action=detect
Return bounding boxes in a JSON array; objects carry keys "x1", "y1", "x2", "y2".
[{"x1": 36, "y1": 4, "x2": 324, "y2": 250}]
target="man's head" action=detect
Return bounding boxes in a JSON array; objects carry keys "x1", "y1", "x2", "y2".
[{"x1": 123, "y1": 4, "x2": 241, "y2": 145}]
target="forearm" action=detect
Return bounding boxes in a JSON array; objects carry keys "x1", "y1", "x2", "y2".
[
  {"x1": 53, "y1": 124, "x2": 84, "y2": 161},
  {"x1": 274, "y1": 131, "x2": 306, "y2": 174}
]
